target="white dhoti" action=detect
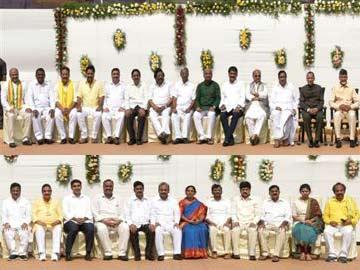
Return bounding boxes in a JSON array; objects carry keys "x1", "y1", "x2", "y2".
[
  {"x1": 34, "y1": 224, "x2": 62, "y2": 255},
  {"x1": 171, "y1": 107, "x2": 192, "y2": 139},
  {"x1": 271, "y1": 109, "x2": 297, "y2": 144},
  {"x1": 3, "y1": 228, "x2": 30, "y2": 256},
  {"x1": 77, "y1": 107, "x2": 102, "y2": 139},
  {"x1": 101, "y1": 110, "x2": 125, "y2": 138},
  {"x1": 95, "y1": 222, "x2": 129, "y2": 257},
  {"x1": 155, "y1": 224, "x2": 182, "y2": 256},
  {"x1": 324, "y1": 225, "x2": 354, "y2": 258},
  {"x1": 54, "y1": 108, "x2": 78, "y2": 140},
  {"x1": 149, "y1": 107, "x2": 171, "y2": 136},
  {"x1": 5, "y1": 110, "x2": 32, "y2": 143},
  {"x1": 32, "y1": 108, "x2": 55, "y2": 141},
  {"x1": 245, "y1": 102, "x2": 266, "y2": 137},
  {"x1": 193, "y1": 110, "x2": 216, "y2": 140}
]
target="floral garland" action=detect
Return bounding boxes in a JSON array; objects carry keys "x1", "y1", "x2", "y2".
[
  {"x1": 118, "y1": 162, "x2": 133, "y2": 183},
  {"x1": 210, "y1": 159, "x2": 225, "y2": 182},
  {"x1": 229, "y1": 155, "x2": 247, "y2": 182},
  {"x1": 239, "y1": 28, "x2": 251, "y2": 50},
  {"x1": 158, "y1": 155, "x2": 172, "y2": 161},
  {"x1": 4, "y1": 155, "x2": 18, "y2": 164},
  {"x1": 80, "y1": 55, "x2": 92, "y2": 77},
  {"x1": 175, "y1": 5, "x2": 186, "y2": 66},
  {"x1": 56, "y1": 163, "x2": 72, "y2": 184},
  {"x1": 113, "y1": 29, "x2": 126, "y2": 51},
  {"x1": 274, "y1": 48, "x2": 287, "y2": 68},
  {"x1": 316, "y1": 0, "x2": 360, "y2": 15},
  {"x1": 149, "y1": 52, "x2": 162, "y2": 72},
  {"x1": 331, "y1": 45, "x2": 344, "y2": 69},
  {"x1": 259, "y1": 159, "x2": 274, "y2": 182},
  {"x1": 54, "y1": 8, "x2": 67, "y2": 71},
  {"x1": 200, "y1": 49, "x2": 214, "y2": 70},
  {"x1": 345, "y1": 158, "x2": 359, "y2": 179},
  {"x1": 85, "y1": 155, "x2": 100, "y2": 184},
  {"x1": 304, "y1": 4, "x2": 315, "y2": 67},
  {"x1": 308, "y1": 155, "x2": 319, "y2": 161}
]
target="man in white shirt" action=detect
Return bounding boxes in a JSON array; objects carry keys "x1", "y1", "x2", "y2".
[
  {"x1": 205, "y1": 184, "x2": 232, "y2": 259},
  {"x1": 1, "y1": 67, "x2": 31, "y2": 147},
  {"x1": 150, "y1": 182, "x2": 182, "y2": 261},
  {"x1": 62, "y1": 179, "x2": 94, "y2": 261},
  {"x1": 258, "y1": 185, "x2": 292, "y2": 262},
  {"x1": 231, "y1": 181, "x2": 260, "y2": 260},
  {"x1": 2, "y1": 182, "x2": 31, "y2": 260},
  {"x1": 26, "y1": 68, "x2": 55, "y2": 145},
  {"x1": 220, "y1": 66, "x2": 246, "y2": 146},
  {"x1": 92, "y1": 179, "x2": 129, "y2": 260},
  {"x1": 270, "y1": 70, "x2": 299, "y2": 148},
  {"x1": 124, "y1": 181, "x2": 155, "y2": 261},
  {"x1": 171, "y1": 67, "x2": 195, "y2": 144},
  {"x1": 125, "y1": 69, "x2": 147, "y2": 145},
  {"x1": 148, "y1": 68, "x2": 173, "y2": 144},
  {"x1": 245, "y1": 70, "x2": 269, "y2": 145},
  {"x1": 102, "y1": 68, "x2": 127, "y2": 145}
]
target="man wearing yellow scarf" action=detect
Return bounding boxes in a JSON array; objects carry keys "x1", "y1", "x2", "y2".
[
  {"x1": 54, "y1": 66, "x2": 78, "y2": 144},
  {"x1": 0, "y1": 68, "x2": 32, "y2": 148}
]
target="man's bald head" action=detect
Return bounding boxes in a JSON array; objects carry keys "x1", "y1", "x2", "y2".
[{"x1": 9, "y1": 68, "x2": 19, "y2": 83}]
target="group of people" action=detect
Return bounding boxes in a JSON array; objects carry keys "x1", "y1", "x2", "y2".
[
  {"x1": 2, "y1": 180, "x2": 359, "y2": 264},
  {"x1": 1, "y1": 66, "x2": 359, "y2": 148}
]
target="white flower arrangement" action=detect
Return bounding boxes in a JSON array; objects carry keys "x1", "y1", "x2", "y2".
[
  {"x1": 80, "y1": 55, "x2": 91, "y2": 77},
  {"x1": 56, "y1": 163, "x2": 72, "y2": 184},
  {"x1": 149, "y1": 52, "x2": 162, "y2": 72},
  {"x1": 113, "y1": 29, "x2": 126, "y2": 51},
  {"x1": 118, "y1": 162, "x2": 133, "y2": 183},
  {"x1": 345, "y1": 158, "x2": 359, "y2": 179},
  {"x1": 331, "y1": 45, "x2": 344, "y2": 69},
  {"x1": 85, "y1": 155, "x2": 100, "y2": 184},
  {"x1": 259, "y1": 159, "x2": 274, "y2": 182},
  {"x1": 230, "y1": 155, "x2": 247, "y2": 182},
  {"x1": 210, "y1": 159, "x2": 225, "y2": 182},
  {"x1": 274, "y1": 48, "x2": 287, "y2": 68}
]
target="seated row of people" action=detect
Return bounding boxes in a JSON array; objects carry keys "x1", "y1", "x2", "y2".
[
  {"x1": 2, "y1": 180, "x2": 359, "y2": 263},
  {"x1": 1, "y1": 66, "x2": 359, "y2": 148}
]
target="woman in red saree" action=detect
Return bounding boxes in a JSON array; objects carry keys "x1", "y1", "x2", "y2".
[{"x1": 179, "y1": 185, "x2": 208, "y2": 259}]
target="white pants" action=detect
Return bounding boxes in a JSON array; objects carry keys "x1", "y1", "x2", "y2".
[
  {"x1": 3, "y1": 228, "x2": 30, "y2": 256},
  {"x1": 171, "y1": 108, "x2": 192, "y2": 139},
  {"x1": 5, "y1": 110, "x2": 32, "y2": 143},
  {"x1": 77, "y1": 107, "x2": 102, "y2": 139},
  {"x1": 32, "y1": 108, "x2": 55, "y2": 140},
  {"x1": 101, "y1": 110, "x2": 125, "y2": 138},
  {"x1": 55, "y1": 108, "x2": 78, "y2": 139},
  {"x1": 245, "y1": 113, "x2": 266, "y2": 137},
  {"x1": 271, "y1": 109, "x2": 296, "y2": 143},
  {"x1": 35, "y1": 225, "x2": 62, "y2": 255},
  {"x1": 324, "y1": 225, "x2": 353, "y2": 258},
  {"x1": 95, "y1": 222, "x2": 129, "y2": 256},
  {"x1": 149, "y1": 107, "x2": 171, "y2": 136},
  {"x1": 231, "y1": 224, "x2": 258, "y2": 256},
  {"x1": 193, "y1": 110, "x2": 216, "y2": 140},
  {"x1": 209, "y1": 225, "x2": 231, "y2": 254},
  {"x1": 258, "y1": 225, "x2": 287, "y2": 257},
  {"x1": 155, "y1": 224, "x2": 182, "y2": 256}
]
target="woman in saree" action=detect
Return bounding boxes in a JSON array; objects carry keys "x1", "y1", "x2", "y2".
[
  {"x1": 292, "y1": 184, "x2": 324, "y2": 261},
  {"x1": 179, "y1": 185, "x2": 209, "y2": 259}
]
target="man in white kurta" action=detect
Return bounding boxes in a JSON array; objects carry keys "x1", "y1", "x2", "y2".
[
  {"x1": 148, "y1": 69, "x2": 173, "y2": 144},
  {"x1": 1, "y1": 68, "x2": 31, "y2": 147},
  {"x1": 205, "y1": 184, "x2": 232, "y2": 259},
  {"x1": 92, "y1": 179, "x2": 129, "y2": 260},
  {"x1": 26, "y1": 68, "x2": 55, "y2": 144},
  {"x1": 150, "y1": 182, "x2": 182, "y2": 260},
  {"x1": 171, "y1": 67, "x2": 196, "y2": 144},
  {"x1": 2, "y1": 183, "x2": 31, "y2": 260},
  {"x1": 269, "y1": 71, "x2": 299, "y2": 147},
  {"x1": 245, "y1": 69, "x2": 269, "y2": 145},
  {"x1": 231, "y1": 181, "x2": 260, "y2": 260},
  {"x1": 102, "y1": 68, "x2": 126, "y2": 145},
  {"x1": 258, "y1": 185, "x2": 292, "y2": 262},
  {"x1": 219, "y1": 66, "x2": 246, "y2": 146}
]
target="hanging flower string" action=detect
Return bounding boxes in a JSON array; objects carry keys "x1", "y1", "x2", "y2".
[
  {"x1": 80, "y1": 55, "x2": 91, "y2": 77},
  {"x1": 118, "y1": 162, "x2": 133, "y2": 183},
  {"x1": 331, "y1": 45, "x2": 344, "y2": 69},
  {"x1": 274, "y1": 48, "x2": 287, "y2": 68},
  {"x1": 56, "y1": 163, "x2": 72, "y2": 184},
  {"x1": 304, "y1": 3, "x2": 315, "y2": 67},
  {"x1": 259, "y1": 159, "x2": 274, "y2": 182},
  {"x1": 85, "y1": 155, "x2": 100, "y2": 184},
  {"x1": 175, "y1": 5, "x2": 186, "y2": 66},
  {"x1": 149, "y1": 52, "x2": 162, "y2": 72},
  {"x1": 210, "y1": 159, "x2": 225, "y2": 182},
  {"x1": 200, "y1": 49, "x2": 214, "y2": 70},
  {"x1": 239, "y1": 28, "x2": 251, "y2": 50},
  {"x1": 230, "y1": 155, "x2": 247, "y2": 182},
  {"x1": 113, "y1": 29, "x2": 126, "y2": 51}
]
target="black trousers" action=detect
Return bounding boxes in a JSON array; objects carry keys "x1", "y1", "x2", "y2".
[
  {"x1": 129, "y1": 224, "x2": 155, "y2": 258},
  {"x1": 126, "y1": 106, "x2": 146, "y2": 141},
  {"x1": 302, "y1": 110, "x2": 323, "y2": 142},
  {"x1": 64, "y1": 221, "x2": 95, "y2": 255},
  {"x1": 220, "y1": 110, "x2": 243, "y2": 141}
]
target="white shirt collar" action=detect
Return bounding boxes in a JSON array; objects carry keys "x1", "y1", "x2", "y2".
[
  {"x1": 71, "y1": 193, "x2": 84, "y2": 199},
  {"x1": 131, "y1": 195, "x2": 148, "y2": 201},
  {"x1": 267, "y1": 197, "x2": 284, "y2": 203},
  {"x1": 101, "y1": 194, "x2": 116, "y2": 200}
]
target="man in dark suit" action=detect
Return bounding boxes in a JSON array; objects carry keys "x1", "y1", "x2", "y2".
[
  {"x1": 0, "y1": 58, "x2": 7, "y2": 129},
  {"x1": 299, "y1": 71, "x2": 324, "y2": 148}
]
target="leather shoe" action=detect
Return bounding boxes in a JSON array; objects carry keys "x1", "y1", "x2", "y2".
[
  {"x1": 350, "y1": 140, "x2": 356, "y2": 148},
  {"x1": 232, "y1": 254, "x2": 240, "y2": 259},
  {"x1": 68, "y1": 138, "x2": 75, "y2": 144},
  {"x1": 118, "y1": 256, "x2": 128, "y2": 261},
  {"x1": 314, "y1": 141, "x2": 320, "y2": 148},
  {"x1": 249, "y1": 255, "x2": 256, "y2": 261},
  {"x1": 136, "y1": 139, "x2": 143, "y2": 145},
  {"x1": 22, "y1": 139, "x2": 32, "y2": 146},
  {"x1": 103, "y1": 255, "x2": 113, "y2": 260},
  {"x1": 182, "y1": 138, "x2": 190, "y2": 144},
  {"x1": 114, "y1": 137, "x2": 120, "y2": 145},
  {"x1": 272, "y1": 256, "x2": 280, "y2": 262},
  {"x1": 37, "y1": 139, "x2": 44, "y2": 145},
  {"x1": 146, "y1": 255, "x2": 155, "y2": 261},
  {"x1": 85, "y1": 253, "x2": 92, "y2": 261},
  {"x1": 222, "y1": 141, "x2": 229, "y2": 147},
  {"x1": 134, "y1": 256, "x2": 141, "y2": 261},
  {"x1": 128, "y1": 139, "x2": 136, "y2": 145},
  {"x1": 60, "y1": 139, "x2": 67, "y2": 144},
  {"x1": 105, "y1": 137, "x2": 113, "y2": 144},
  {"x1": 45, "y1": 139, "x2": 54, "y2": 144},
  {"x1": 335, "y1": 139, "x2": 342, "y2": 148},
  {"x1": 79, "y1": 138, "x2": 88, "y2": 144},
  {"x1": 9, "y1": 143, "x2": 16, "y2": 148},
  {"x1": 65, "y1": 254, "x2": 72, "y2": 261},
  {"x1": 308, "y1": 141, "x2": 314, "y2": 148},
  {"x1": 157, "y1": 256, "x2": 164, "y2": 261},
  {"x1": 173, "y1": 254, "x2": 183, "y2": 260}
]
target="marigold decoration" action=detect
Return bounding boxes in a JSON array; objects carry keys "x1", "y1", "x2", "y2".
[
  {"x1": 158, "y1": 155, "x2": 172, "y2": 161},
  {"x1": 149, "y1": 52, "x2": 162, "y2": 73},
  {"x1": 304, "y1": 4, "x2": 315, "y2": 67},
  {"x1": 175, "y1": 5, "x2": 186, "y2": 66},
  {"x1": 56, "y1": 163, "x2": 72, "y2": 184},
  {"x1": 210, "y1": 159, "x2": 225, "y2": 182},
  {"x1": 239, "y1": 28, "x2": 251, "y2": 50},
  {"x1": 113, "y1": 29, "x2": 126, "y2": 51},
  {"x1": 85, "y1": 155, "x2": 100, "y2": 184},
  {"x1": 259, "y1": 159, "x2": 274, "y2": 182},
  {"x1": 200, "y1": 49, "x2": 214, "y2": 70},
  {"x1": 118, "y1": 162, "x2": 133, "y2": 183},
  {"x1": 331, "y1": 45, "x2": 344, "y2": 69},
  {"x1": 308, "y1": 155, "x2": 319, "y2": 161},
  {"x1": 54, "y1": 9, "x2": 68, "y2": 71},
  {"x1": 229, "y1": 155, "x2": 247, "y2": 182},
  {"x1": 274, "y1": 48, "x2": 287, "y2": 68},
  {"x1": 80, "y1": 55, "x2": 92, "y2": 77},
  {"x1": 345, "y1": 158, "x2": 359, "y2": 179},
  {"x1": 4, "y1": 155, "x2": 18, "y2": 164}
]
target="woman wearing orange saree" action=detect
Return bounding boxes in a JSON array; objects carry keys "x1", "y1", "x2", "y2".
[{"x1": 179, "y1": 185, "x2": 208, "y2": 259}]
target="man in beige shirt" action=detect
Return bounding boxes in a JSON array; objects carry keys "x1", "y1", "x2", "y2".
[{"x1": 329, "y1": 69, "x2": 359, "y2": 148}]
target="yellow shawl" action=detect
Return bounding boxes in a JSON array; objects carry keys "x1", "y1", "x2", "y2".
[
  {"x1": 57, "y1": 80, "x2": 75, "y2": 109},
  {"x1": 7, "y1": 80, "x2": 23, "y2": 110}
]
